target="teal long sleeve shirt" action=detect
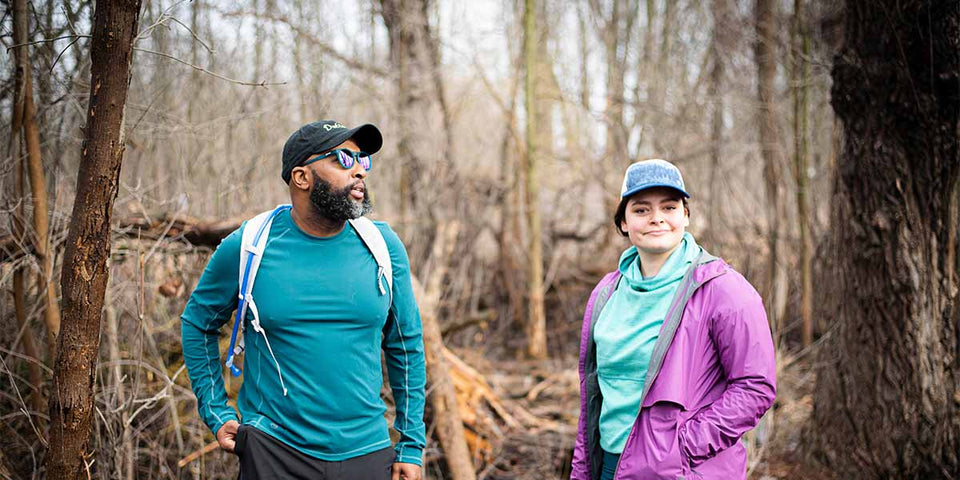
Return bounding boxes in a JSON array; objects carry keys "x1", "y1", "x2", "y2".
[{"x1": 180, "y1": 210, "x2": 426, "y2": 465}]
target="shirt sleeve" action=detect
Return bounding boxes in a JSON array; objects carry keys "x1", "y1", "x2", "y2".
[
  {"x1": 180, "y1": 227, "x2": 243, "y2": 436},
  {"x1": 378, "y1": 223, "x2": 427, "y2": 466}
]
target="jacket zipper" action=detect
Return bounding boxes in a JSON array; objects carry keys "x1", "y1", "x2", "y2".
[{"x1": 610, "y1": 255, "x2": 725, "y2": 479}]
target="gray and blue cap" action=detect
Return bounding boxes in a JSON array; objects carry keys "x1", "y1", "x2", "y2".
[
  {"x1": 281, "y1": 120, "x2": 383, "y2": 184},
  {"x1": 620, "y1": 159, "x2": 690, "y2": 198}
]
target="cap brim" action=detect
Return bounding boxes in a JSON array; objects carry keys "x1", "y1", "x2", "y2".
[
  {"x1": 621, "y1": 184, "x2": 690, "y2": 198},
  {"x1": 308, "y1": 124, "x2": 383, "y2": 159},
  {"x1": 346, "y1": 124, "x2": 382, "y2": 154}
]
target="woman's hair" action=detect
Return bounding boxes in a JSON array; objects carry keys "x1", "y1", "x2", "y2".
[{"x1": 614, "y1": 195, "x2": 690, "y2": 237}]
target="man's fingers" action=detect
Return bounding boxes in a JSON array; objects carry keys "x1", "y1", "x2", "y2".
[
  {"x1": 394, "y1": 463, "x2": 421, "y2": 480},
  {"x1": 221, "y1": 437, "x2": 236, "y2": 453},
  {"x1": 216, "y1": 420, "x2": 240, "y2": 453}
]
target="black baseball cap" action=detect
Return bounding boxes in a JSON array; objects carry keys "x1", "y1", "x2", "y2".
[{"x1": 281, "y1": 120, "x2": 383, "y2": 183}]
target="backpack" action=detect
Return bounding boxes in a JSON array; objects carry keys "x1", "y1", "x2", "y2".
[{"x1": 223, "y1": 204, "x2": 392, "y2": 395}]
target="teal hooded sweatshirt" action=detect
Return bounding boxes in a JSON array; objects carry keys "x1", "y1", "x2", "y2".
[
  {"x1": 180, "y1": 209, "x2": 426, "y2": 465},
  {"x1": 594, "y1": 232, "x2": 701, "y2": 453}
]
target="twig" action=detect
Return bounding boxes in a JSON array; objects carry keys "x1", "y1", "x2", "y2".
[
  {"x1": 5, "y1": 34, "x2": 90, "y2": 52},
  {"x1": 134, "y1": 0, "x2": 191, "y2": 42},
  {"x1": 0, "y1": 354, "x2": 46, "y2": 447},
  {"x1": 218, "y1": 9, "x2": 389, "y2": 77},
  {"x1": 133, "y1": 48, "x2": 285, "y2": 87},
  {"x1": 167, "y1": 16, "x2": 213, "y2": 54},
  {"x1": 50, "y1": 35, "x2": 83, "y2": 73},
  {"x1": 177, "y1": 441, "x2": 220, "y2": 468}
]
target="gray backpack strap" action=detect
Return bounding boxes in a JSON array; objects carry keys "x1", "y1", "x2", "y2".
[{"x1": 348, "y1": 216, "x2": 393, "y2": 299}]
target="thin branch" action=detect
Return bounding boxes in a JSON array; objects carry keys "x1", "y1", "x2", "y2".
[
  {"x1": 5, "y1": 34, "x2": 90, "y2": 52},
  {"x1": 133, "y1": 48, "x2": 286, "y2": 87},
  {"x1": 50, "y1": 35, "x2": 83, "y2": 72},
  {"x1": 167, "y1": 15, "x2": 213, "y2": 54},
  {"x1": 218, "y1": 9, "x2": 389, "y2": 78},
  {"x1": 134, "y1": 0, "x2": 191, "y2": 42}
]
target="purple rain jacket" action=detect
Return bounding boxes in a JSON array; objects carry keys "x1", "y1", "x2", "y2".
[{"x1": 571, "y1": 251, "x2": 776, "y2": 480}]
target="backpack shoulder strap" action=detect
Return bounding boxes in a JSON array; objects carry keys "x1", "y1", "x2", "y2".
[
  {"x1": 348, "y1": 217, "x2": 393, "y2": 298},
  {"x1": 225, "y1": 204, "x2": 291, "y2": 377}
]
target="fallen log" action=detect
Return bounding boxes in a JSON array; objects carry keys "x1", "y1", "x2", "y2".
[{"x1": 1, "y1": 213, "x2": 242, "y2": 264}]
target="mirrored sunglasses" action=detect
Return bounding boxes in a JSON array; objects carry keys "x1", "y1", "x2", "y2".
[{"x1": 303, "y1": 149, "x2": 372, "y2": 171}]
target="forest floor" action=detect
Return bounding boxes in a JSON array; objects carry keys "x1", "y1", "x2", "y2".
[{"x1": 443, "y1": 347, "x2": 835, "y2": 480}]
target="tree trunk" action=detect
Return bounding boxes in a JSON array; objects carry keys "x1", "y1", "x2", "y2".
[
  {"x1": 792, "y1": 0, "x2": 813, "y2": 347},
  {"x1": 12, "y1": 0, "x2": 60, "y2": 350},
  {"x1": 414, "y1": 223, "x2": 476, "y2": 480},
  {"x1": 808, "y1": 1, "x2": 960, "y2": 478},
  {"x1": 7, "y1": 0, "x2": 44, "y2": 415},
  {"x1": 755, "y1": 0, "x2": 787, "y2": 336},
  {"x1": 498, "y1": 57, "x2": 526, "y2": 341},
  {"x1": 523, "y1": 0, "x2": 547, "y2": 360},
  {"x1": 46, "y1": 1, "x2": 142, "y2": 478},
  {"x1": 707, "y1": 0, "x2": 729, "y2": 229},
  {"x1": 380, "y1": 0, "x2": 438, "y2": 241}
]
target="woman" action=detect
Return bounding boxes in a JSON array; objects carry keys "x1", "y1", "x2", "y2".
[{"x1": 571, "y1": 159, "x2": 776, "y2": 480}]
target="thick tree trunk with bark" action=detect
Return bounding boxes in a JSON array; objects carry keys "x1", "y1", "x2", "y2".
[
  {"x1": 809, "y1": 1, "x2": 960, "y2": 478},
  {"x1": 45, "y1": 1, "x2": 142, "y2": 478}
]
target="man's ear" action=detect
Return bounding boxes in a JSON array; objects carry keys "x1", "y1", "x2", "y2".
[{"x1": 290, "y1": 167, "x2": 312, "y2": 191}]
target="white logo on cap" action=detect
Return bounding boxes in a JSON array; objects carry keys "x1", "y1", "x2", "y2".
[{"x1": 322, "y1": 122, "x2": 346, "y2": 131}]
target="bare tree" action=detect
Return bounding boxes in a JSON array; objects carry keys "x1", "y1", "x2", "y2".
[
  {"x1": 380, "y1": 0, "x2": 444, "y2": 238},
  {"x1": 46, "y1": 1, "x2": 142, "y2": 478},
  {"x1": 589, "y1": 0, "x2": 638, "y2": 166},
  {"x1": 792, "y1": 0, "x2": 813, "y2": 347},
  {"x1": 707, "y1": 0, "x2": 731, "y2": 227},
  {"x1": 755, "y1": 0, "x2": 787, "y2": 335},
  {"x1": 808, "y1": 0, "x2": 959, "y2": 477},
  {"x1": 11, "y1": 0, "x2": 60, "y2": 351},
  {"x1": 7, "y1": 0, "x2": 45, "y2": 416},
  {"x1": 523, "y1": 0, "x2": 547, "y2": 360}
]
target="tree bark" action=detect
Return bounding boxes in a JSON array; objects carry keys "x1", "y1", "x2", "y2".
[
  {"x1": 808, "y1": 1, "x2": 960, "y2": 478},
  {"x1": 523, "y1": 0, "x2": 547, "y2": 360},
  {"x1": 46, "y1": 1, "x2": 142, "y2": 478},
  {"x1": 380, "y1": 0, "x2": 438, "y2": 240},
  {"x1": 755, "y1": 0, "x2": 787, "y2": 336}
]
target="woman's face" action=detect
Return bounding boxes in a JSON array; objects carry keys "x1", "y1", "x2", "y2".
[{"x1": 620, "y1": 187, "x2": 689, "y2": 256}]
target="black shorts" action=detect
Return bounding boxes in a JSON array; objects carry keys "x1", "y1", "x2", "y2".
[{"x1": 235, "y1": 425, "x2": 396, "y2": 480}]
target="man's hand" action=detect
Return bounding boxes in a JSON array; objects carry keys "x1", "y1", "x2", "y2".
[
  {"x1": 391, "y1": 462, "x2": 421, "y2": 480},
  {"x1": 216, "y1": 420, "x2": 240, "y2": 452}
]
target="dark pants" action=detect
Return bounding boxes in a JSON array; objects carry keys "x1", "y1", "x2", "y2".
[
  {"x1": 600, "y1": 450, "x2": 621, "y2": 480},
  {"x1": 236, "y1": 425, "x2": 396, "y2": 479}
]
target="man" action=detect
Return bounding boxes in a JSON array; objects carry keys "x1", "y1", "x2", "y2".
[{"x1": 181, "y1": 120, "x2": 425, "y2": 480}]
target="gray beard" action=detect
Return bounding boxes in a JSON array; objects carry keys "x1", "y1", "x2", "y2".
[{"x1": 309, "y1": 177, "x2": 372, "y2": 222}]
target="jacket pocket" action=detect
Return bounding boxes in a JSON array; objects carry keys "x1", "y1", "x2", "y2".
[{"x1": 622, "y1": 401, "x2": 686, "y2": 479}]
